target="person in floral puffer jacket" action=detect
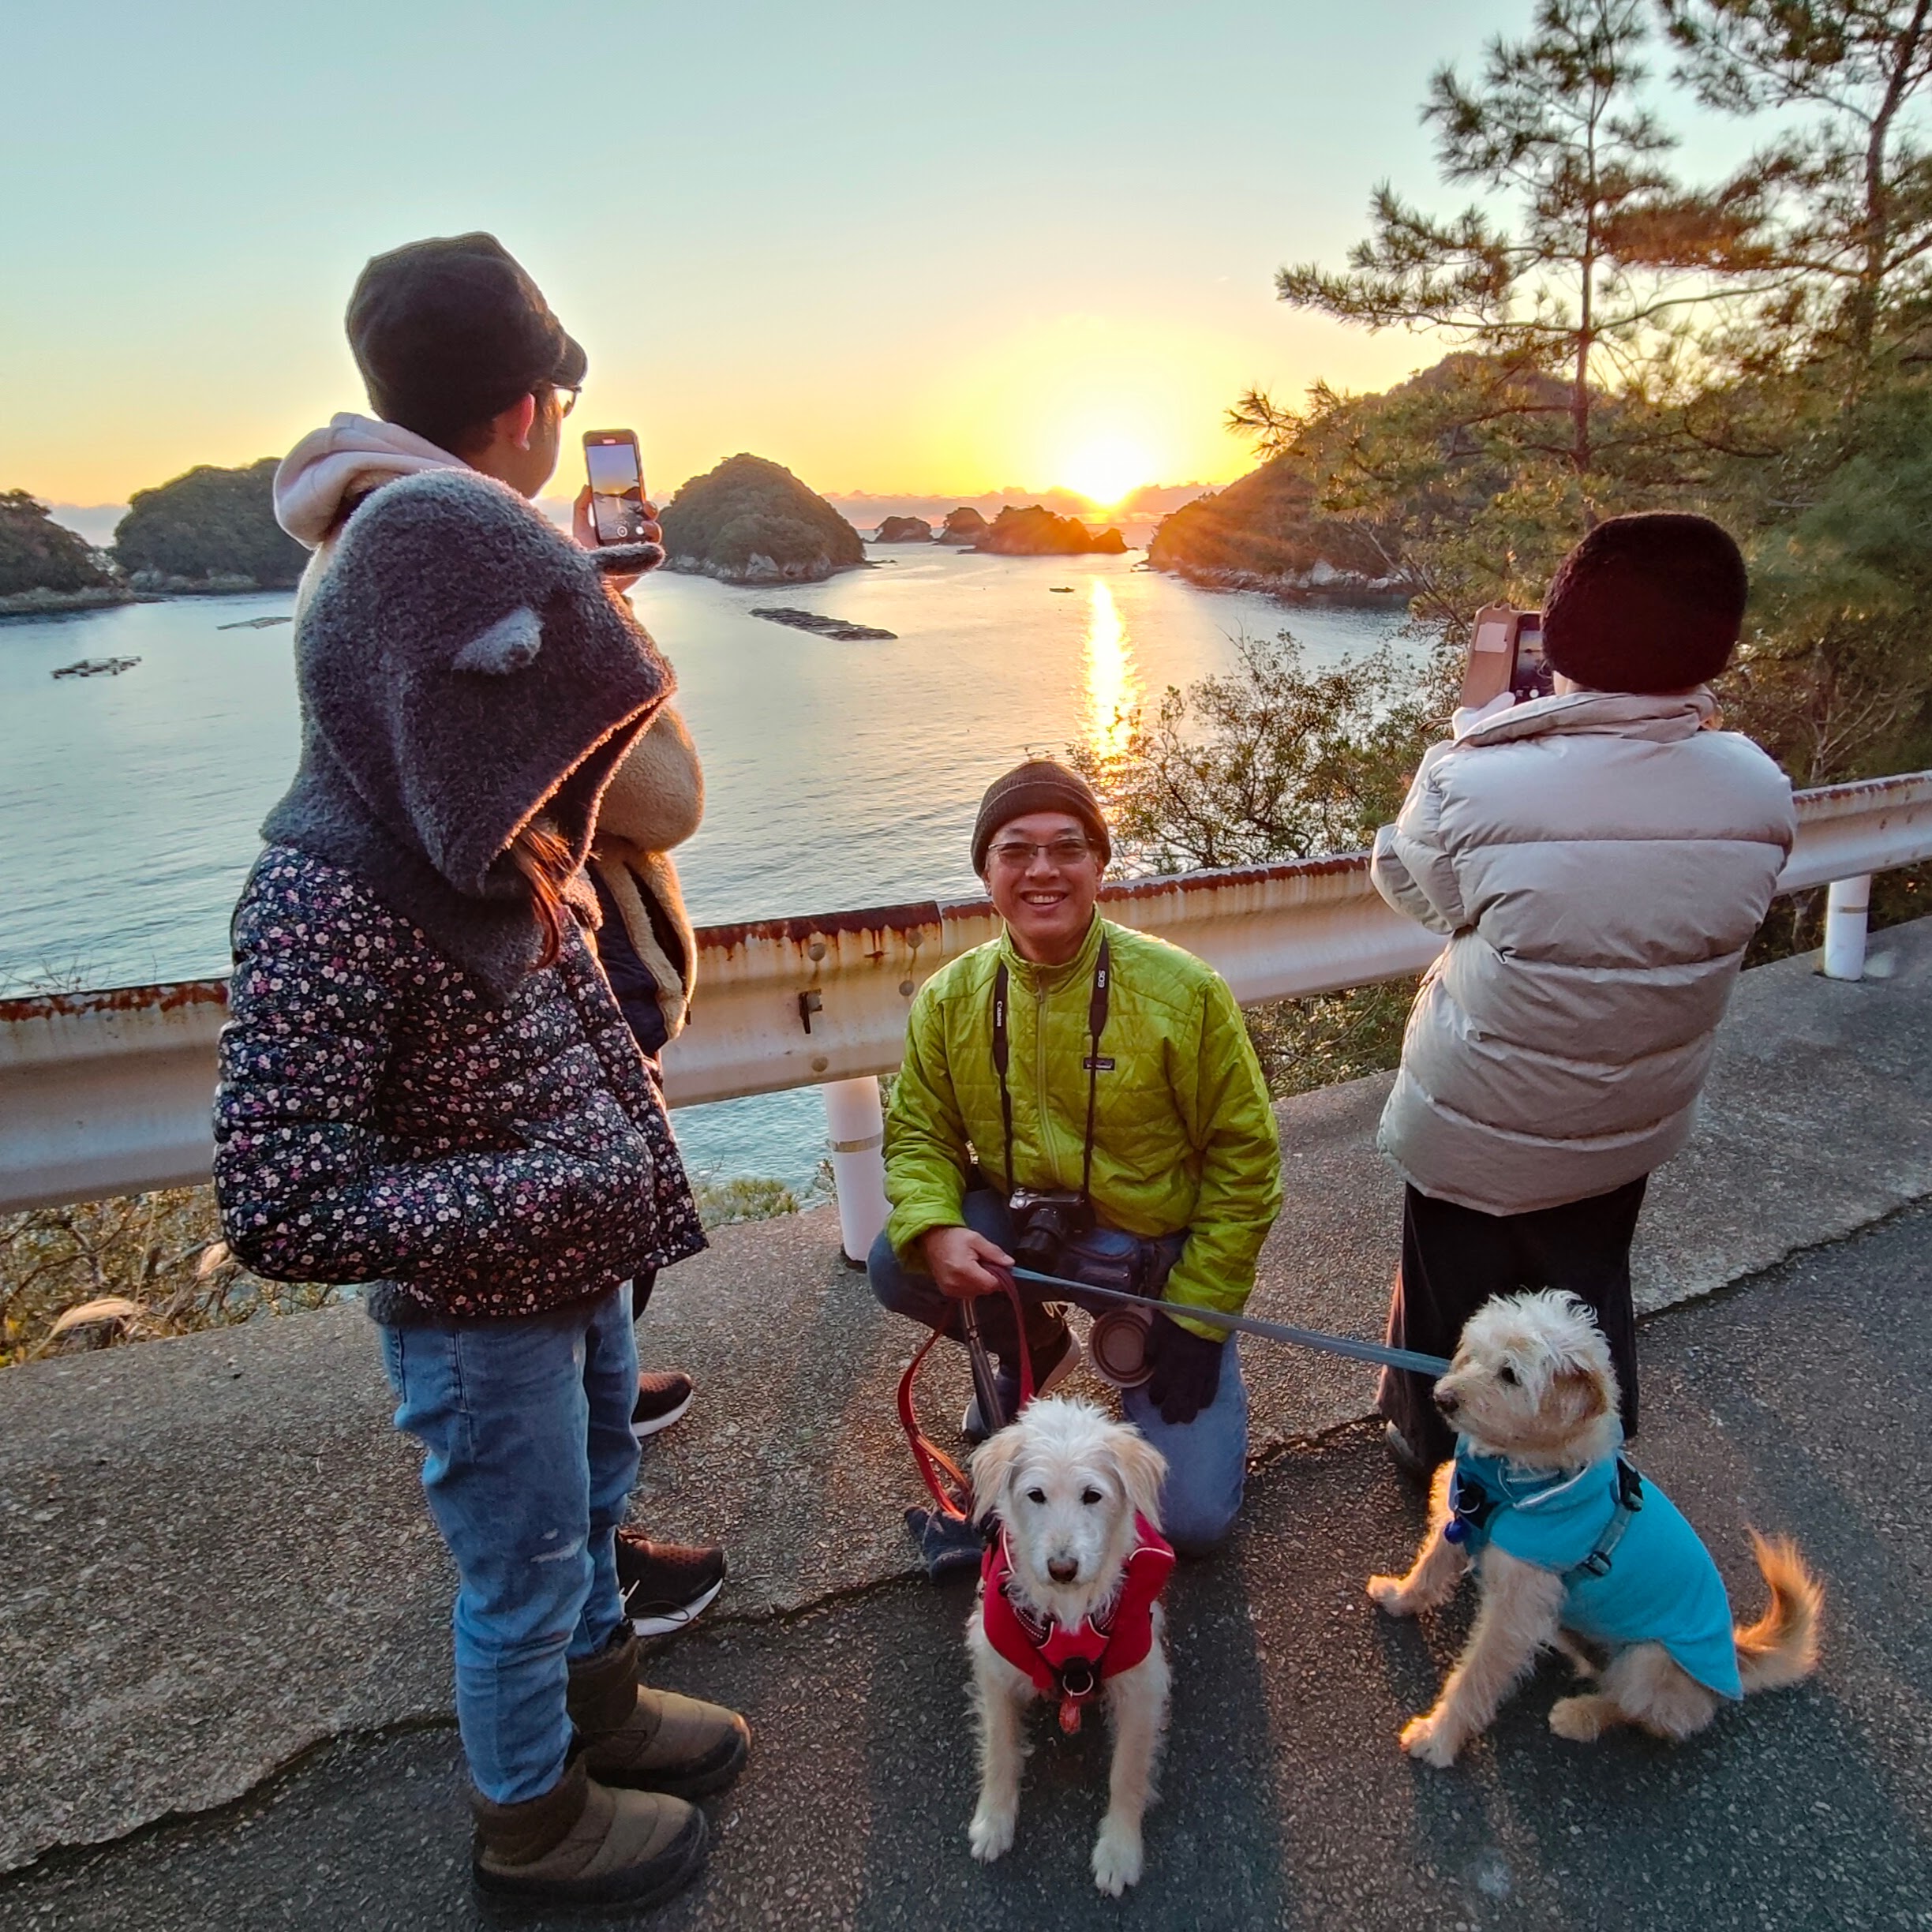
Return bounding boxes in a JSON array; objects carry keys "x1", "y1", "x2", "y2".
[{"x1": 214, "y1": 234, "x2": 747, "y2": 1915}]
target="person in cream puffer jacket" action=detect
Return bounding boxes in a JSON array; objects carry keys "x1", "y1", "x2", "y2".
[{"x1": 1370, "y1": 514, "x2": 1796, "y2": 1469}]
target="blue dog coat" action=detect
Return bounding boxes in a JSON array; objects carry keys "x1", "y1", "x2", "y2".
[{"x1": 1451, "y1": 1443, "x2": 1743, "y2": 1700}]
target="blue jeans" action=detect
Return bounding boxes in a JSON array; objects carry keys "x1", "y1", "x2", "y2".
[
  {"x1": 380, "y1": 1282, "x2": 639, "y2": 1804},
  {"x1": 868, "y1": 1191, "x2": 1249, "y2": 1552}
]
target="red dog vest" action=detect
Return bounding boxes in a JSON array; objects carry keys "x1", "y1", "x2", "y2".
[{"x1": 980, "y1": 1515, "x2": 1176, "y2": 1733}]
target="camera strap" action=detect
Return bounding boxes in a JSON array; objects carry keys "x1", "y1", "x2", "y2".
[{"x1": 991, "y1": 935, "x2": 1111, "y2": 1199}]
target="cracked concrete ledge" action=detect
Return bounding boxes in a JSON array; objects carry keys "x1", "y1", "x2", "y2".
[{"x1": 2, "y1": 922, "x2": 1929, "y2": 1875}]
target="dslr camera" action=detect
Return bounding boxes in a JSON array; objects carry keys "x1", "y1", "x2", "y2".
[
  {"x1": 1007, "y1": 1189, "x2": 1176, "y2": 1389},
  {"x1": 1007, "y1": 1188, "x2": 1095, "y2": 1275}
]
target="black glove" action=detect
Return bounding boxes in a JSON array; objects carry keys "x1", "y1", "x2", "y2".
[{"x1": 1144, "y1": 1314, "x2": 1225, "y2": 1426}]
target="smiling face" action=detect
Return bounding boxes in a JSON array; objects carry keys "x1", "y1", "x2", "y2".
[{"x1": 982, "y1": 809, "x2": 1104, "y2": 966}]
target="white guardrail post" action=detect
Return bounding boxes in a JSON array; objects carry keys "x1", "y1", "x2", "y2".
[
  {"x1": 4, "y1": 771, "x2": 1932, "y2": 1215},
  {"x1": 821, "y1": 1076, "x2": 889, "y2": 1265},
  {"x1": 1822, "y1": 874, "x2": 1872, "y2": 982}
]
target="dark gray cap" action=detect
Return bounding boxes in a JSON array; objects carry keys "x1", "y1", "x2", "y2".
[
  {"x1": 347, "y1": 233, "x2": 586, "y2": 449},
  {"x1": 971, "y1": 759, "x2": 1111, "y2": 874}
]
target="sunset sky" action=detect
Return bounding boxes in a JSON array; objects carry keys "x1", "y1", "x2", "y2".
[{"x1": 5, "y1": 0, "x2": 1747, "y2": 512}]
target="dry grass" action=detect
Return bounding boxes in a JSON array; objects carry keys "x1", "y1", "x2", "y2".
[
  {"x1": 1245, "y1": 975, "x2": 1421, "y2": 1101},
  {"x1": 0, "y1": 1185, "x2": 334, "y2": 1368},
  {"x1": 2, "y1": 1161, "x2": 832, "y2": 1368}
]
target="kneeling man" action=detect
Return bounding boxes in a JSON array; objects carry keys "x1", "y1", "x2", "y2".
[{"x1": 869, "y1": 759, "x2": 1282, "y2": 1554}]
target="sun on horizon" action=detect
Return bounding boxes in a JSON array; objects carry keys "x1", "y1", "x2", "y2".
[{"x1": 1058, "y1": 434, "x2": 1158, "y2": 514}]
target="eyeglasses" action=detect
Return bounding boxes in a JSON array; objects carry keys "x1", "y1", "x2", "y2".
[
  {"x1": 546, "y1": 384, "x2": 581, "y2": 419},
  {"x1": 988, "y1": 836, "x2": 1097, "y2": 870}
]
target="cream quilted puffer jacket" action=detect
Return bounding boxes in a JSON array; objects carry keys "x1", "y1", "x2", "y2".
[{"x1": 1371, "y1": 687, "x2": 1795, "y2": 1216}]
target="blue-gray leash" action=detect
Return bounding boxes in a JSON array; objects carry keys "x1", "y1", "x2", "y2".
[{"x1": 1008, "y1": 1266, "x2": 1452, "y2": 1378}]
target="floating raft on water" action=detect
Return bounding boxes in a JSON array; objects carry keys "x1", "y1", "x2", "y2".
[
  {"x1": 218, "y1": 614, "x2": 292, "y2": 631},
  {"x1": 51, "y1": 656, "x2": 140, "y2": 679},
  {"x1": 751, "y1": 606, "x2": 896, "y2": 642}
]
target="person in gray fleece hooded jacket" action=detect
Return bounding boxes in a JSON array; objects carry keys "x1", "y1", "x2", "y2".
[
  {"x1": 215, "y1": 233, "x2": 746, "y2": 1913},
  {"x1": 1368, "y1": 514, "x2": 1796, "y2": 1470}
]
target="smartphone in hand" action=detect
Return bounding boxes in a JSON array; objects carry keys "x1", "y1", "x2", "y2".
[
  {"x1": 583, "y1": 430, "x2": 647, "y2": 544},
  {"x1": 1461, "y1": 605, "x2": 1551, "y2": 709}
]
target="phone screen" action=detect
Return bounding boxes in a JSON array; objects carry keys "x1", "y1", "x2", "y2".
[
  {"x1": 585, "y1": 433, "x2": 646, "y2": 543},
  {"x1": 1511, "y1": 616, "x2": 1553, "y2": 701}
]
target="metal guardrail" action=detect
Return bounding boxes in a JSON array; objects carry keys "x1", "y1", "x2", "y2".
[{"x1": 3, "y1": 771, "x2": 1930, "y2": 1220}]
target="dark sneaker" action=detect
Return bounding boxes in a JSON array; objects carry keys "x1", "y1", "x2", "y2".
[
  {"x1": 616, "y1": 1533, "x2": 726, "y2": 1637},
  {"x1": 904, "y1": 1505, "x2": 987, "y2": 1582},
  {"x1": 961, "y1": 1323, "x2": 1082, "y2": 1443},
  {"x1": 633, "y1": 1370, "x2": 695, "y2": 1440}
]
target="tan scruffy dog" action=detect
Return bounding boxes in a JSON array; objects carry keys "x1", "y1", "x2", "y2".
[{"x1": 1369, "y1": 1290, "x2": 1821, "y2": 1767}]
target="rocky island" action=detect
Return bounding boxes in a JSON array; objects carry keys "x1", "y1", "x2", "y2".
[
  {"x1": 934, "y1": 506, "x2": 990, "y2": 545},
  {"x1": 0, "y1": 491, "x2": 118, "y2": 614},
  {"x1": 114, "y1": 459, "x2": 307, "y2": 592},
  {"x1": 974, "y1": 504, "x2": 1129, "y2": 556},
  {"x1": 658, "y1": 454, "x2": 865, "y2": 585},
  {"x1": 871, "y1": 515, "x2": 932, "y2": 544},
  {"x1": 1146, "y1": 459, "x2": 1404, "y2": 602}
]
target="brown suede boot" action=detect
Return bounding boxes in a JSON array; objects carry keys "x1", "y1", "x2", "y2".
[
  {"x1": 567, "y1": 1631, "x2": 751, "y2": 1799},
  {"x1": 470, "y1": 1753, "x2": 706, "y2": 1907}
]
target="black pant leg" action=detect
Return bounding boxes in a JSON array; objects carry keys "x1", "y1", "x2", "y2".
[
  {"x1": 1380, "y1": 1185, "x2": 1524, "y2": 1466},
  {"x1": 631, "y1": 1266, "x2": 659, "y2": 1321},
  {"x1": 1508, "y1": 1177, "x2": 1648, "y2": 1441}
]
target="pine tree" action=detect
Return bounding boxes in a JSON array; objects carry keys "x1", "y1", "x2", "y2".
[
  {"x1": 1274, "y1": 0, "x2": 1747, "y2": 482},
  {"x1": 1662, "y1": 0, "x2": 1932, "y2": 384}
]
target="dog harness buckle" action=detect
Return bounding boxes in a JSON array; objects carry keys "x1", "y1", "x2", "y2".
[
  {"x1": 1445, "y1": 1469, "x2": 1496, "y2": 1546},
  {"x1": 1564, "y1": 1456, "x2": 1646, "y2": 1586},
  {"x1": 1058, "y1": 1659, "x2": 1098, "y2": 1700},
  {"x1": 1055, "y1": 1658, "x2": 1099, "y2": 1733}
]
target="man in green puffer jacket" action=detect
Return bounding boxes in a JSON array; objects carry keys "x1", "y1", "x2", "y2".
[{"x1": 868, "y1": 759, "x2": 1282, "y2": 1554}]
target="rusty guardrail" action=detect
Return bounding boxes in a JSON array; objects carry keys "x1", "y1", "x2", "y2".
[{"x1": 4, "y1": 770, "x2": 1930, "y2": 1217}]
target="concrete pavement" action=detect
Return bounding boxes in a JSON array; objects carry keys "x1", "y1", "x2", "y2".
[
  {"x1": 2, "y1": 921, "x2": 1930, "y2": 1906},
  {"x1": 3, "y1": 1204, "x2": 1930, "y2": 1930}
]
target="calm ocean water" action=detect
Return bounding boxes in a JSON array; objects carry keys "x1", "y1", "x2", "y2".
[{"x1": 0, "y1": 547, "x2": 1403, "y2": 1188}]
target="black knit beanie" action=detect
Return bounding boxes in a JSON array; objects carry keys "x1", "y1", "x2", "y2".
[
  {"x1": 1541, "y1": 512, "x2": 1747, "y2": 695},
  {"x1": 971, "y1": 759, "x2": 1112, "y2": 874}
]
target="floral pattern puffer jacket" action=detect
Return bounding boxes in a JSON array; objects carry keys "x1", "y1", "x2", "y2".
[{"x1": 214, "y1": 845, "x2": 706, "y2": 1322}]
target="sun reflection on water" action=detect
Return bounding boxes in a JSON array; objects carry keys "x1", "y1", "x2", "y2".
[{"x1": 1083, "y1": 579, "x2": 1140, "y2": 765}]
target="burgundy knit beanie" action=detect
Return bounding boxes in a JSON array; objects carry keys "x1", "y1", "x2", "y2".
[
  {"x1": 1542, "y1": 512, "x2": 1747, "y2": 695},
  {"x1": 971, "y1": 759, "x2": 1112, "y2": 874}
]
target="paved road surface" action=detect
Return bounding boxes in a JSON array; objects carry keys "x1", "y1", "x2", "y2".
[{"x1": 5, "y1": 1207, "x2": 1928, "y2": 1932}]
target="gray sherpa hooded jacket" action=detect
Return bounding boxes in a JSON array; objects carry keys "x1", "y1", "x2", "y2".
[{"x1": 212, "y1": 469, "x2": 705, "y2": 1321}]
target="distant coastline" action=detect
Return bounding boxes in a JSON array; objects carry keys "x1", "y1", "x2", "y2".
[{"x1": 0, "y1": 579, "x2": 294, "y2": 620}]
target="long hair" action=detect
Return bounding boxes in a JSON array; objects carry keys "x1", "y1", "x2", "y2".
[{"x1": 509, "y1": 819, "x2": 578, "y2": 972}]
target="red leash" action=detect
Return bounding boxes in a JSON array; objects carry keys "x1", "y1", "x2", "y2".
[{"x1": 896, "y1": 1266, "x2": 1036, "y2": 1522}]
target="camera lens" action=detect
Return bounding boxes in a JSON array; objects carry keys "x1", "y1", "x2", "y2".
[{"x1": 1014, "y1": 1211, "x2": 1065, "y2": 1271}]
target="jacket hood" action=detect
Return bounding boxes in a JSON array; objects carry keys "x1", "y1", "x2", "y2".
[
  {"x1": 593, "y1": 706, "x2": 704, "y2": 856},
  {"x1": 261, "y1": 467, "x2": 672, "y2": 997},
  {"x1": 1460, "y1": 686, "x2": 1717, "y2": 751},
  {"x1": 274, "y1": 413, "x2": 463, "y2": 548}
]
